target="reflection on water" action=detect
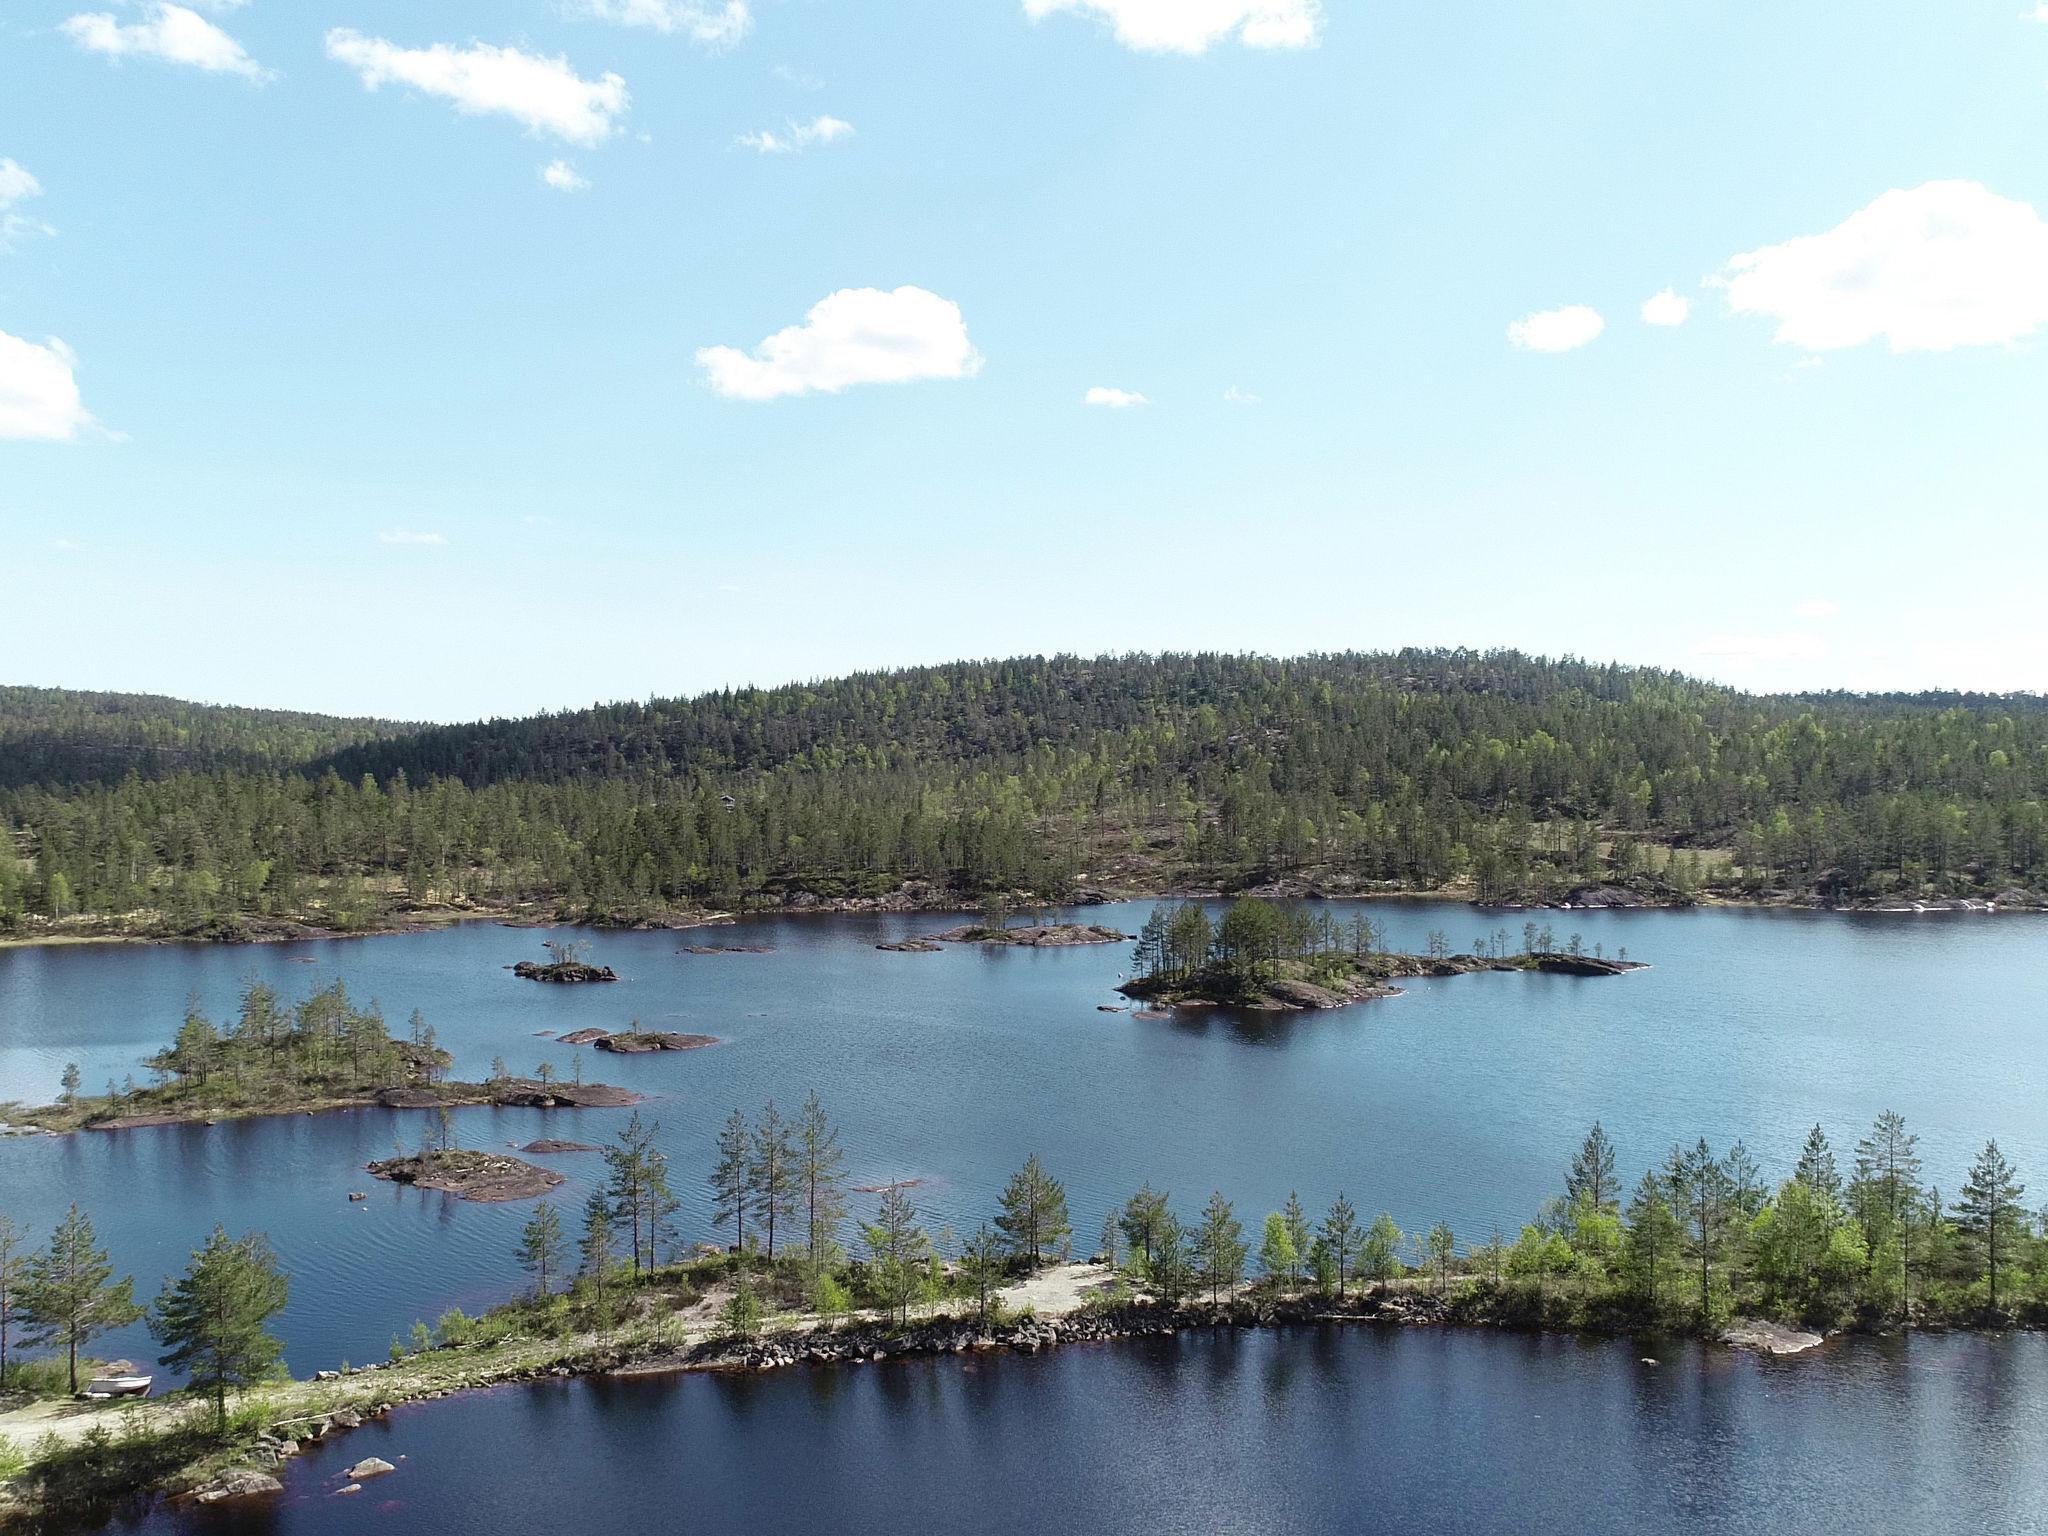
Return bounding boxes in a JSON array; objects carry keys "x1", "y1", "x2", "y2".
[
  {"x1": 104, "y1": 1330, "x2": 2048, "y2": 1536},
  {"x1": 2, "y1": 903, "x2": 2045, "y2": 1374}
]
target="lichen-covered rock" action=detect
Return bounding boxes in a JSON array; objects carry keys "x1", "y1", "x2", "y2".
[{"x1": 194, "y1": 1469, "x2": 282, "y2": 1503}]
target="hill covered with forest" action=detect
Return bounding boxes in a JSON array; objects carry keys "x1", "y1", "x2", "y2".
[{"x1": 2, "y1": 651, "x2": 2044, "y2": 939}]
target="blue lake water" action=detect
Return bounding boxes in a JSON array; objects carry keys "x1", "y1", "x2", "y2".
[
  {"x1": 109, "y1": 1329, "x2": 2048, "y2": 1536},
  {"x1": 1, "y1": 902, "x2": 2045, "y2": 1375}
]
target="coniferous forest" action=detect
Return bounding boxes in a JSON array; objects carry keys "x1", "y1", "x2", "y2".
[{"x1": 3, "y1": 651, "x2": 2046, "y2": 936}]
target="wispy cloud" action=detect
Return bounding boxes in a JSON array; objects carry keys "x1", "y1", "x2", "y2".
[
  {"x1": 1222, "y1": 385, "x2": 1261, "y2": 405},
  {"x1": 64, "y1": 4, "x2": 269, "y2": 79},
  {"x1": 1794, "y1": 598, "x2": 1839, "y2": 621},
  {"x1": 698, "y1": 286, "x2": 983, "y2": 401},
  {"x1": 1024, "y1": 0, "x2": 1322, "y2": 54},
  {"x1": 0, "y1": 158, "x2": 52, "y2": 252},
  {"x1": 568, "y1": 0, "x2": 751, "y2": 47},
  {"x1": 738, "y1": 115, "x2": 853, "y2": 154},
  {"x1": 378, "y1": 530, "x2": 450, "y2": 546},
  {"x1": 540, "y1": 159, "x2": 590, "y2": 191},
  {"x1": 325, "y1": 32, "x2": 629, "y2": 146}
]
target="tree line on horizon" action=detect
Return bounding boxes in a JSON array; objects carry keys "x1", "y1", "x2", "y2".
[{"x1": 4, "y1": 651, "x2": 2047, "y2": 932}]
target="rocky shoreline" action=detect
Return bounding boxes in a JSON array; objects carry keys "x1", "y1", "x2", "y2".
[{"x1": 1120, "y1": 949, "x2": 1646, "y2": 1012}]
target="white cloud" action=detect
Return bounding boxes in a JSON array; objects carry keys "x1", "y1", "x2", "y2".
[
  {"x1": 1692, "y1": 632, "x2": 1826, "y2": 664},
  {"x1": 63, "y1": 4, "x2": 268, "y2": 78},
  {"x1": 1023, "y1": 0, "x2": 1322, "y2": 54},
  {"x1": 1222, "y1": 385, "x2": 1260, "y2": 405},
  {"x1": 1084, "y1": 386, "x2": 1149, "y2": 408},
  {"x1": 1714, "y1": 181, "x2": 2048, "y2": 353},
  {"x1": 1640, "y1": 288, "x2": 1690, "y2": 327},
  {"x1": 738, "y1": 115, "x2": 853, "y2": 154},
  {"x1": 697, "y1": 286, "x2": 983, "y2": 401},
  {"x1": 541, "y1": 159, "x2": 590, "y2": 191},
  {"x1": 1507, "y1": 304, "x2": 1605, "y2": 353},
  {"x1": 1794, "y1": 597, "x2": 1839, "y2": 621},
  {"x1": 773, "y1": 64, "x2": 823, "y2": 91},
  {"x1": 0, "y1": 332, "x2": 96, "y2": 442},
  {"x1": 325, "y1": 31, "x2": 629, "y2": 146},
  {"x1": 568, "y1": 1, "x2": 751, "y2": 46},
  {"x1": 378, "y1": 531, "x2": 449, "y2": 546}
]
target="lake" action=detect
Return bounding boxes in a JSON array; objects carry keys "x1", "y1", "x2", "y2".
[
  {"x1": 104, "y1": 1328, "x2": 2048, "y2": 1536},
  {"x1": 1, "y1": 902, "x2": 2045, "y2": 1375}
]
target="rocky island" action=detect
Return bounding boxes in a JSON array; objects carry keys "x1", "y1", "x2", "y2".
[
  {"x1": 555, "y1": 1026, "x2": 718, "y2": 1053},
  {"x1": 933, "y1": 923, "x2": 1133, "y2": 946},
  {"x1": 511, "y1": 939, "x2": 619, "y2": 984},
  {"x1": 367, "y1": 1148, "x2": 565, "y2": 1202}
]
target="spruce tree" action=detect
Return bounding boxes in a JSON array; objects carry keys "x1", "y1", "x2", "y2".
[
  {"x1": 1794, "y1": 1125, "x2": 1841, "y2": 1201},
  {"x1": 1566, "y1": 1123, "x2": 1619, "y2": 1214}
]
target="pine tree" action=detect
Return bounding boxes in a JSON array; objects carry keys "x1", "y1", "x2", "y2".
[
  {"x1": 0, "y1": 1215, "x2": 23, "y2": 1389},
  {"x1": 603, "y1": 1111, "x2": 659, "y2": 1276},
  {"x1": 1954, "y1": 1140, "x2": 2027, "y2": 1314},
  {"x1": 749, "y1": 1101, "x2": 800, "y2": 1260},
  {"x1": 20, "y1": 1205, "x2": 141, "y2": 1395},
  {"x1": 1852, "y1": 1110, "x2": 1922, "y2": 1313},
  {"x1": 1196, "y1": 1192, "x2": 1247, "y2": 1304},
  {"x1": 519, "y1": 1201, "x2": 566, "y2": 1299},
  {"x1": 1258, "y1": 1212, "x2": 1298, "y2": 1288},
  {"x1": 1119, "y1": 1184, "x2": 1171, "y2": 1271},
  {"x1": 1624, "y1": 1171, "x2": 1681, "y2": 1310},
  {"x1": 149, "y1": 1227, "x2": 289, "y2": 1433},
  {"x1": 961, "y1": 1224, "x2": 1005, "y2": 1327},
  {"x1": 797, "y1": 1091, "x2": 848, "y2": 1282},
  {"x1": 1664, "y1": 1139, "x2": 1735, "y2": 1321},
  {"x1": 1319, "y1": 1194, "x2": 1360, "y2": 1299},
  {"x1": 579, "y1": 1192, "x2": 618, "y2": 1336},
  {"x1": 1281, "y1": 1192, "x2": 1310, "y2": 1287},
  {"x1": 1150, "y1": 1213, "x2": 1192, "y2": 1304},
  {"x1": 1566, "y1": 1123, "x2": 1619, "y2": 1214},
  {"x1": 1425, "y1": 1223, "x2": 1455, "y2": 1294},
  {"x1": 862, "y1": 1183, "x2": 931, "y2": 1325},
  {"x1": 995, "y1": 1155, "x2": 1072, "y2": 1270},
  {"x1": 709, "y1": 1109, "x2": 751, "y2": 1254}
]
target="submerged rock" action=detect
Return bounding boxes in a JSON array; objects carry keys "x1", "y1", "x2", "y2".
[{"x1": 347, "y1": 1457, "x2": 396, "y2": 1480}]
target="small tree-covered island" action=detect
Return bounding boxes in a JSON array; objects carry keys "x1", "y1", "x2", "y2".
[
  {"x1": 0, "y1": 981, "x2": 637, "y2": 1135},
  {"x1": 1120, "y1": 898, "x2": 1641, "y2": 1009},
  {"x1": 2, "y1": 1096, "x2": 2042, "y2": 1524}
]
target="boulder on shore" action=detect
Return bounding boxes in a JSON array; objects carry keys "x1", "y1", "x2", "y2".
[
  {"x1": 194, "y1": 1470, "x2": 282, "y2": 1504},
  {"x1": 1721, "y1": 1318, "x2": 1824, "y2": 1355}
]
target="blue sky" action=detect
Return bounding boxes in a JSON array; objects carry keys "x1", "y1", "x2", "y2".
[{"x1": 4, "y1": 0, "x2": 2047, "y2": 721}]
